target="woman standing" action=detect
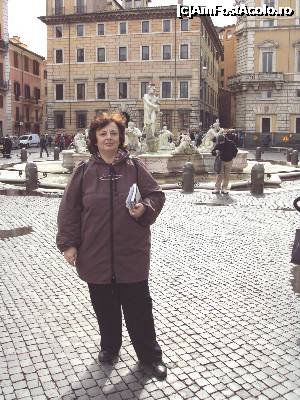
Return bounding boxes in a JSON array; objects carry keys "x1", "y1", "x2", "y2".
[{"x1": 56, "y1": 112, "x2": 167, "y2": 379}]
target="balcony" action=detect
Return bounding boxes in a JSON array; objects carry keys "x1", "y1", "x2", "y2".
[
  {"x1": 0, "y1": 80, "x2": 9, "y2": 91},
  {"x1": 23, "y1": 96, "x2": 36, "y2": 104},
  {"x1": 0, "y1": 39, "x2": 8, "y2": 52},
  {"x1": 73, "y1": 5, "x2": 87, "y2": 14},
  {"x1": 228, "y1": 72, "x2": 284, "y2": 91}
]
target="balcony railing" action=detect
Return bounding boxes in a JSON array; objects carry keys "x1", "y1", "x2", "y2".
[
  {"x1": 0, "y1": 39, "x2": 8, "y2": 52},
  {"x1": 228, "y1": 72, "x2": 284, "y2": 86},
  {"x1": 23, "y1": 96, "x2": 36, "y2": 104},
  {"x1": 52, "y1": 7, "x2": 65, "y2": 16},
  {"x1": 0, "y1": 80, "x2": 9, "y2": 91},
  {"x1": 74, "y1": 5, "x2": 87, "y2": 14}
]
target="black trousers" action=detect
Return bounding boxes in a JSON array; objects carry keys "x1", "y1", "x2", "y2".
[{"x1": 88, "y1": 280, "x2": 162, "y2": 363}]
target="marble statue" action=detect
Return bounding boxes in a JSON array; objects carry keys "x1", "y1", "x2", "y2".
[
  {"x1": 171, "y1": 133, "x2": 198, "y2": 155},
  {"x1": 74, "y1": 132, "x2": 87, "y2": 153},
  {"x1": 159, "y1": 125, "x2": 173, "y2": 150},
  {"x1": 143, "y1": 84, "x2": 160, "y2": 139},
  {"x1": 198, "y1": 118, "x2": 224, "y2": 152},
  {"x1": 125, "y1": 121, "x2": 142, "y2": 152}
]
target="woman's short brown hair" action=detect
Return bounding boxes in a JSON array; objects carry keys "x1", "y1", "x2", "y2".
[{"x1": 88, "y1": 112, "x2": 126, "y2": 154}]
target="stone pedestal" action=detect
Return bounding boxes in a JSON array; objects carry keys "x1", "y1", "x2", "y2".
[
  {"x1": 62, "y1": 150, "x2": 76, "y2": 170},
  {"x1": 72, "y1": 152, "x2": 91, "y2": 168},
  {"x1": 146, "y1": 137, "x2": 160, "y2": 153}
]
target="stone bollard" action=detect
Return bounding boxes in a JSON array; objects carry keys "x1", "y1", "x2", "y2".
[
  {"x1": 25, "y1": 162, "x2": 38, "y2": 192},
  {"x1": 251, "y1": 163, "x2": 264, "y2": 195},
  {"x1": 287, "y1": 148, "x2": 293, "y2": 163},
  {"x1": 182, "y1": 162, "x2": 194, "y2": 193},
  {"x1": 54, "y1": 146, "x2": 60, "y2": 161},
  {"x1": 20, "y1": 148, "x2": 28, "y2": 163},
  {"x1": 255, "y1": 147, "x2": 262, "y2": 161},
  {"x1": 291, "y1": 150, "x2": 299, "y2": 166}
]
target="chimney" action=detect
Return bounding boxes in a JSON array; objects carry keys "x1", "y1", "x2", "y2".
[{"x1": 178, "y1": 0, "x2": 183, "y2": 4}]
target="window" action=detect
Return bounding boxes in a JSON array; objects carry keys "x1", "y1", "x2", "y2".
[
  {"x1": 56, "y1": 84, "x2": 64, "y2": 100},
  {"x1": 97, "y1": 48, "x2": 105, "y2": 62},
  {"x1": 181, "y1": 19, "x2": 188, "y2": 31},
  {"x1": 119, "y1": 22, "x2": 127, "y2": 34},
  {"x1": 221, "y1": 68, "x2": 224, "y2": 76},
  {"x1": 163, "y1": 44, "x2": 171, "y2": 60},
  {"x1": 119, "y1": 82, "x2": 127, "y2": 99},
  {"x1": 142, "y1": 21, "x2": 149, "y2": 33},
  {"x1": 55, "y1": 0, "x2": 63, "y2": 14},
  {"x1": 55, "y1": 49, "x2": 63, "y2": 63},
  {"x1": 76, "y1": 112, "x2": 87, "y2": 128},
  {"x1": 161, "y1": 110, "x2": 172, "y2": 130},
  {"x1": 162, "y1": 82, "x2": 171, "y2": 98},
  {"x1": 0, "y1": 95, "x2": 3, "y2": 108},
  {"x1": 97, "y1": 83, "x2": 106, "y2": 99},
  {"x1": 24, "y1": 56, "x2": 29, "y2": 72},
  {"x1": 16, "y1": 107, "x2": 19, "y2": 121},
  {"x1": 264, "y1": 0, "x2": 275, "y2": 6},
  {"x1": 262, "y1": 51, "x2": 273, "y2": 72},
  {"x1": 178, "y1": 111, "x2": 190, "y2": 129},
  {"x1": 180, "y1": 81, "x2": 188, "y2": 98},
  {"x1": 35, "y1": 110, "x2": 39, "y2": 122},
  {"x1": 163, "y1": 19, "x2": 171, "y2": 32},
  {"x1": 297, "y1": 89, "x2": 300, "y2": 97},
  {"x1": 45, "y1": 86, "x2": 47, "y2": 96},
  {"x1": 142, "y1": 46, "x2": 149, "y2": 60},
  {"x1": 119, "y1": 47, "x2": 127, "y2": 61},
  {"x1": 55, "y1": 26, "x2": 63, "y2": 38},
  {"x1": 141, "y1": 82, "x2": 149, "y2": 98},
  {"x1": 226, "y1": 31, "x2": 233, "y2": 39},
  {"x1": 296, "y1": 118, "x2": 300, "y2": 133},
  {"x1": 77, "y1": 48, "x2": 85, "y2": 63},
  {"x1": 180, "y1": 44, "x2": 189, "y2": 59},
  {"x1": 14, "y1": 81, "x2": 20, "y2": 101},
  {"x1": 54, "y1": 112, "x2": 65, "y2": 129},
  {"x1": 33, "y1": 60, "x2": 40, "y2": 76},
  {"x1": 221, "y1": 80, "x2": 224, "y2": 87},
  {"x1": 77, "y1": 24, "x2": 84, "y2": 37},
  {"x1": 34, "y1": 87, "x2": 40, "y2": 103},
  {"x1": 263, "y1": 19, "x2": 274, "y2": 27},
  {"x1": 77, "y1": 83, "x2": 85, "y2": 100},
  {"x1": 14, "y1": 51, "x2": 19, "y2": 68},
  {"x1": 24, "y1": 84, "x2": 30, "y2": 99},
  {"x1": 76, "y1": 0, "x2": 85, "y2": 13},
  {"x1": 25, "y1": 107, "x2": 30, "y2": 121},
  {"x1": 297, "y1": 50, "x2": 300, "y2": 73},
  {"x1": 262, "y1": 117, "x2": 271, "y2": 133},
  {"x1": 97, "y1": 23, "x2": 104, "y2": 36}
]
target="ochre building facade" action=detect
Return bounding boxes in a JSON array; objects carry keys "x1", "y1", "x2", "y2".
[
  {"x1": 40, "y1": 0, "x2": 222, "y2": 137},
  {"x1": 229, "y1": 0, "x2": 300, "y2": 146}
]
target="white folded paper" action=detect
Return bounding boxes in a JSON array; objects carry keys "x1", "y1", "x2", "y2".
[{"x1": 126, "y1": 183, "x2": 141, "y2": 209}]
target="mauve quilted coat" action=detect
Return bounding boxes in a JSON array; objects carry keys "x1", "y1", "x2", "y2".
[{"x1": 56, "y1": 150, "x2": 165, "y2": 284}]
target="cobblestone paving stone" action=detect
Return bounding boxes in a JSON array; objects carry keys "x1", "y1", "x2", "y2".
[{"x1": 0, "y1": 180, "x2": 300, "y2": 399}]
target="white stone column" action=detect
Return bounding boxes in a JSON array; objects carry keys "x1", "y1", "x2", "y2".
[{"x1": 3, "y1": 0, "x2": 12, "y2": 135}]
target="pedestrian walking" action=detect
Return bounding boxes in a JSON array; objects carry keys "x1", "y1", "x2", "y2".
[
  {"x1": 47, "y1": 135, "x2": 52, "y2": 149},
  {"x1": 59, "y1": 134, "x2": 65, "y2": 152},
  {"x1": 56, "y1": 112, "x2": 167, "y2": 379},
  {"x1": 39, "y1": 134, "x2": 49, "y2": 158},
  {"x1": 3, "y1": 136, "x2": 12, "y2": 158},
  {"x1": 212, "y1": 134, "x2": 238, "y2": 195}
]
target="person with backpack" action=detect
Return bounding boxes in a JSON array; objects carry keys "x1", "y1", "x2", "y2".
[
  {"x1": 211, "y1": 133, "x2": 238, "y2": 195},
  {"x1": 56, "y1": 112, "x2": 167, "y2": 380}
]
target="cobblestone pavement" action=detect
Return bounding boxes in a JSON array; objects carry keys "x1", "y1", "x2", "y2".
[
  {"x1": 1, "y1": 182, "x2": 300, "y2": 400},
  {"x1": 0, "y1": 148, "x2": 60, "y2": 167}
]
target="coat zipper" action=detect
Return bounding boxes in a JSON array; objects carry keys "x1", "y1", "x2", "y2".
[{"x1": 109, "y1": 165, "x2": 116, "y2": 287}]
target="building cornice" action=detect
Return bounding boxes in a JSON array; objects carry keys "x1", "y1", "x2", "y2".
[
  {"x1": 9, "y1": 40, "x2": 45, "y2": 61},
  {"x1": 39, "y1": 6, "x2": 223, "y2": 56}
]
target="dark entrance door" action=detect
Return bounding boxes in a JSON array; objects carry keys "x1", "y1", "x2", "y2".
[{"x1": 262, "y1": 117, "x2": 271, "y2": 133}]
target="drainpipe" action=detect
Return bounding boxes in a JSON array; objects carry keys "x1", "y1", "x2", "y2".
[{"x1": 68, "y1": 22, "x2": 71, "y2": 128}]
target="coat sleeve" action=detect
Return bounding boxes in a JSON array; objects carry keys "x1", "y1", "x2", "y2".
[
  {"x1": 134, "y1": 158, "x2": 165, "y2": 226},
  {"x1": 56, "y1": 162, "x2": 85, "y2": 253},
  {"x1": 212, "y1": 144, "x2": 219, "y2": 156},
  {"x1": 232, "y1": 143, "x2": 238, "y2": 158}
]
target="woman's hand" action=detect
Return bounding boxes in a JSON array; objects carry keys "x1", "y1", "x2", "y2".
[
  {"x1": 129, "y1": 203, "x2": 146, "y2": 220},
  {"x1": 63, "y1": 247, "x2": 77, "y2": 266}
]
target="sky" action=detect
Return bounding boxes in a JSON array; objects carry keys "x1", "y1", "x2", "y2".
[{"x1": 8, "y1": 0, "x2": 236, "y2": 58}]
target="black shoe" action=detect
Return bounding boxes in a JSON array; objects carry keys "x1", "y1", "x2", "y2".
[
  {"x1": 97, "y1": 350, "x2": 119, "y2": 364},
  {"x1": 140, "y1": 361, "x2": 167, "y2": 380}
]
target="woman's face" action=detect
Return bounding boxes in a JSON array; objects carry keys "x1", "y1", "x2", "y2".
[{"x1": 96, "y1": 122, "x2": 120, "y2": 153}]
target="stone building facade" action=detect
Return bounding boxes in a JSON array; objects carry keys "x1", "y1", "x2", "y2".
[
  {"x1": 217, "y1": 24, "x2": 236, "y2": 128},
  {"x1": 40, "y1": 0, "x2": 222, "y2": 138},
  {"x1": 10, "y1": 37, "x2": 47, "y2": 136},
  {"x1": 0, "y1": 0, "x2": 11, "y2": 136},
  {"x1": 229, "y1": 0, "x2": 300, "y2": 146}
]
